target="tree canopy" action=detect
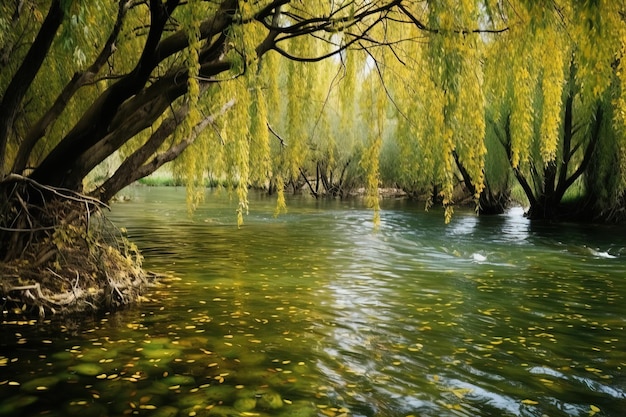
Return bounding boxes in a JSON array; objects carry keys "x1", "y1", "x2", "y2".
[{"x1": 1, "y1": 1, "x2": 625, "y2": 224}]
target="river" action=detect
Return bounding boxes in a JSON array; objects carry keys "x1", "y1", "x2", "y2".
[{"x1": 1, "y1": 186, "x2": 625, "y2": 417}]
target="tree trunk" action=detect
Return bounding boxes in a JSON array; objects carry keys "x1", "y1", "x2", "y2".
[
  {"x1": 453, "y1": 151, "x2": 510, "y2": 214},
  {"x1": 0, "y1": 0, "x2": 64, "y2": 176}
]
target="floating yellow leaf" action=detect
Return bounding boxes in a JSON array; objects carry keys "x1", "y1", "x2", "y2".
[
  {"x1": 521, "y1": 399, "x2": 538, "y2": 405},
  {"x1": 452, "y1": 388, "x2": 472, "y2": 399},
  {"x1": 408, "y1": 343, "x2": 423, "y2": 352}
]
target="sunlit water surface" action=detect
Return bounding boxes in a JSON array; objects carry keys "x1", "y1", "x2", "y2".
[{"x1": 1, "y1": 187, "x2": 625, "y2": 417}]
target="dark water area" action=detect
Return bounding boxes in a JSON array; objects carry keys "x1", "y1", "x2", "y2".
[{"x1": 1, "y1": 186, "x2": 625, "y2": 417}]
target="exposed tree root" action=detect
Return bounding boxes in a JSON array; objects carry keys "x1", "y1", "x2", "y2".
[{"x1": 0, "y1": 175, "x2": 152, "y2": 318}]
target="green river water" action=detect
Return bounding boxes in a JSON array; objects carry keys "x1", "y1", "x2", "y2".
[{"x1": 1, "y1": 186, "x2": 625, "y2": 417}]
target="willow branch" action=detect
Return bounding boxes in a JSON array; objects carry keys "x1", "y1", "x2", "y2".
[{"x1": 12, "y1": 0, "x2": 130, "y2": 174}]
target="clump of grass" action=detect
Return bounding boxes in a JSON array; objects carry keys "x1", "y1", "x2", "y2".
[
  {"x1": 137, "y1": 175, "x2": 184, "y2": 187},
  {"x1": 136, "y1": 173, "x2": 237, "y2": 188}
]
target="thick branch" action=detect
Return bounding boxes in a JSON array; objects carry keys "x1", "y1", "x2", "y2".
[
  {"x1": 501, "y1": 116, "x2": 538, "y2": 208},
  {"x1": 75, "y1": 93, "x2": 175, "y2": 181},
  {"x1": 452, "y1": 150, "x2": 477, "y2": 197},
  {"x1": 557, "y1": 107, "x2": 603, "y2": 198},
  {"x1": 29, "y1": 0, "x2": 179, "y2": 188},
  {"x1": 12, "y1": 0, "x2": 130, "y2": 175},
  {"x1": 28, "y1": 0, "x2": 240, "y2": 190},
  {"x1": 255, "y1": 4, "x2": 283, "y2": 57},
  {"x1": 93, "y1": 106, "x2": 187, "y2": 202},
  {"x1": 155, "y1": 0, "x2": 237, "y2": 60},
  {"x1": 0, "y1": 0, "x2": 64, "y2": 176},
  {"x1": 555, "y1": 60, "x2": 577, "y2": 200},
  {"x1": 65, "y1": 59, "x2": 232, "y2": 187},
  {"x1": 98, "y1": 99, "x2": 236, "y2": 201},
  {"x1": 557, "y1": 92, "x2": 574, "y2": 191},
  {"x1": 299, "y1": 167, "x2": 318, "y2": 198}
]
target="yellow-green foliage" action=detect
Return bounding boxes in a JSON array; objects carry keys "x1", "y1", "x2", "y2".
[
  {"x1": 3, "y1": 1, "x2": 626, "y2": 224},
  {"x1": 616, "y1": 30, "x2": 626, "y2": 190},
  {"x1": 285, "y1": 41, "x2": 311, "y2": 181},
  {"x1": 359, "y1": 66, "x2": 386, "y2": 227},
  {"x1": 481, "y1": 2, "x2": 624, "y2": 196}
]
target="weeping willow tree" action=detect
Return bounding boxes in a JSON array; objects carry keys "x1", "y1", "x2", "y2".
[
  {"x1": 0, "y1": 1, "x2": 625, "y2": 314},
  {"x1": 364, "y1": 1, "x2": 626, "y2": 220},
  {"x1": 480, "y1": 1, "x2": 626, "y2": 221}
]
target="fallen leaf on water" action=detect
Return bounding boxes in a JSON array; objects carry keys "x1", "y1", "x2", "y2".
[{"x1": 452, "y1": 388, "x2": 472, "y2": 399}]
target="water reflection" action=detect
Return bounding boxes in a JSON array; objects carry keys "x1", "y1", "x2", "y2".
[{"x1": 1, "y1": 187, "x2": 625, "y2": 417}]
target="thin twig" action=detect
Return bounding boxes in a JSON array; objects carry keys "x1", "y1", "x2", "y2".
[{"x1": 267, "y1": 123, "x2": 287, "y2": 147}]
